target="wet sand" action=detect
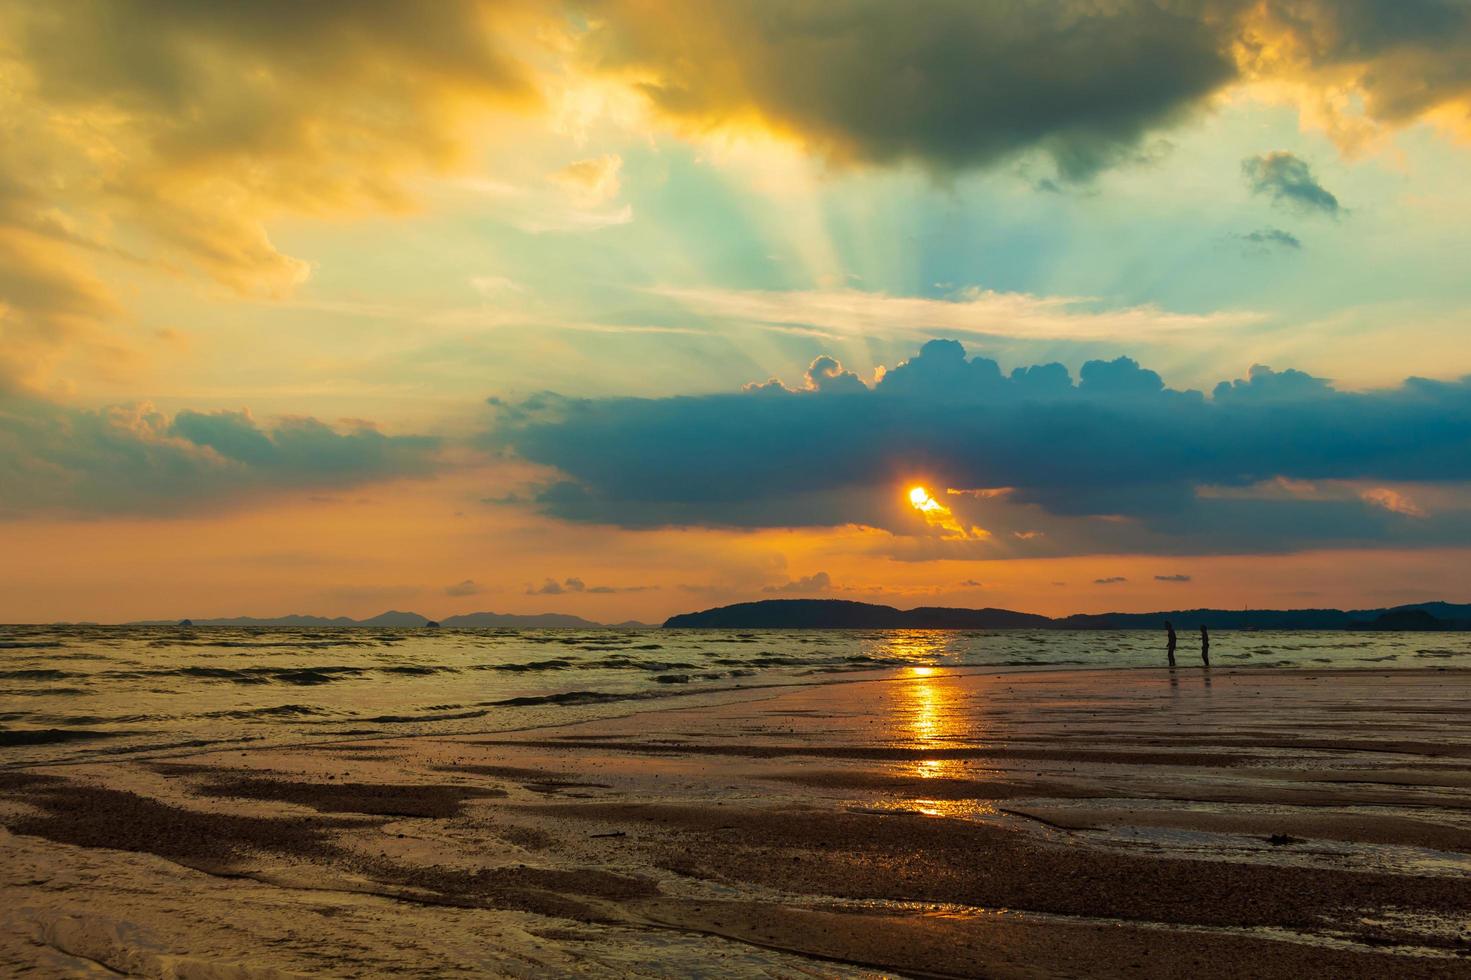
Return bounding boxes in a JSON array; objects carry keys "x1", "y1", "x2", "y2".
[{"x1": 5, "y1": 666, "x2": 1471, "y2": 977}]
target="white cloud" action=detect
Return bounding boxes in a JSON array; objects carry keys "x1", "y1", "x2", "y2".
[{"x1": 644, "y1": 285, "x2": 1264, "y2": 343}]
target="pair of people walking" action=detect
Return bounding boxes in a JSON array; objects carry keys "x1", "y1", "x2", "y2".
[{"x1": 1165, "y1": 621, "x2": 1208, "y2": 667}]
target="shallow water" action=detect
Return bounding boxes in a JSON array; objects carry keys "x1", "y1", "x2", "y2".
[{"x1": 2, "y1": 625, "x2": 1468, "y2": 765}]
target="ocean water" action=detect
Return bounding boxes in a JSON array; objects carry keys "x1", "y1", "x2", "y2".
[{"x1": 3, "y1": 625, "x2": 1469, "y2": 766}]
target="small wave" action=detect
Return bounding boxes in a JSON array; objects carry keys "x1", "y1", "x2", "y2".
[
  {"x1": 27, "y1": 713, "x2": 160, "y2": 725},
  {"x1": 487, "y1": 690, "x2": 652, "y2": 707},
  {"x1": 85, "y1": 734, "x2": 265, "y2": 757},
  {"x1": 599, "y1": 658, "x2": 699, "y2": 671},
  {"x1": 485, "y1": 684, "x2": 722, "y2": 708},
  {"x1": 0, "y1": 728, "x2": 124, "y2": 747},
  {"x1": 0, "y1": 687, "x2": 89, "y2": 697},
  {"x1": 480, "y1": 659, "x2": 578, "y2": 672},
  {"x1": 0, "y1": 641, "x2": 66, "y2": 649},
  {"x1": 172, "y1": 665, "x2": 368, "y2": 685},
  {"x1": 0, "y1": 669, "x2": 79, "y2": 680},
  {"x1": 203, "y1": 703, "x2": 330, "y2": 719},
  {"x1": 150, "y1": 638, "x2": 379, "y2": 650},
  {"x1": 378, "y1": 665, "x2": 454, "y2": 675},
  {"x1": 713, "y1": 655, "x2": 807, "y2": 667},
  {"x1": 363, "y1": 708, "x2": 489, "y2": 723}
]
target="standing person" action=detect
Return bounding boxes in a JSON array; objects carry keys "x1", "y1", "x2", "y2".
[
  {"x1": 1165, "y1": 621, "x2": 1177, "y2": 667},
  {"x1": 1200, "y1": 625, "x2": 1211, "y2": 667}
]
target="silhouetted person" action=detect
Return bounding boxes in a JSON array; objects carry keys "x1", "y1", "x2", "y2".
[
  {"x1": 1200, "y1": 625, "x2": 1210, "y2": 667},
  {"x1": 1165, "y1": 621, "x2": 1177, "y2": 667}
]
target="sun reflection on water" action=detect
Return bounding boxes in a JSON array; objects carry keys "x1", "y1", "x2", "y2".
[{"x1": 895, "y1": 663, "x2": 971, "y2": 779}]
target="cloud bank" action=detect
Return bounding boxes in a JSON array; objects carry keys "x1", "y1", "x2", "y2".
[
  {"x1": 6, "y1": 0, "x2": 1471, "y2": 393},
  {"x1": 488, "y1": 339, "x2": 1471, "y2": 554},
  {"x1": 0, "y1": 394, "x2": 441, "y2": 516},
  {"x1": 582, "y1": 0, "x2": 1471, "y2": 178}
]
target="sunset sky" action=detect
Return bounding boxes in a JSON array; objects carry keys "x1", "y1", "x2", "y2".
[{"x1": 4, "y1": 1, "x2": 1471, "y2": 622}]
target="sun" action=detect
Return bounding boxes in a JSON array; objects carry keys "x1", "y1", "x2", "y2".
[
  {"x1": 909, "y1": 485, "x2": 939, "y2": 512},
  {"x1": 906, "y1": 484, "x2": 988, "y2": 540}
]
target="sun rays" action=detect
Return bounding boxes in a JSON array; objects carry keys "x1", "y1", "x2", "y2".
[{"x1": 907, "y1": 485, "x2": 989, "y2": 541}]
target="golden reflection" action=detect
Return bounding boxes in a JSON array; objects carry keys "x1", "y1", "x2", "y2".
[
  {"x1": 895, "y1": 663, "x2": 968, "y2": 779},
  {"x1": 881, "y1": 630, "x2": 949, "y2": 664},
  {"x1": 863, "y1": 798, "x2": 1001, "y2": 820},
  {"x1": 907, "y1": 669, "x2": 942, "y2": 742}
]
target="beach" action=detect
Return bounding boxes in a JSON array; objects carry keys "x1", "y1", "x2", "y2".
[{"x1": 5, "y1": 663, "x2": 1471, "y2": 977}]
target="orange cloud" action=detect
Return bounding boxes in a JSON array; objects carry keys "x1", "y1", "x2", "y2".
[
  {"x1": 1360, "y1": 487, "x2": 1428, "y2": 518},
  {"x1": 0, "y1": 0, "x2": 558, "y2": 389},
  {"x1": 908, "y1": 485, "x2": 989, "y2": 541}
]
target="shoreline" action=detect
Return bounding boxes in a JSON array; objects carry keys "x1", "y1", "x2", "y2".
[
  {"x1": 14, "y1": 661, "x2": 1471, "y2": 771},
  {"x1": 11, "y1": 661, "x2": 1471, "y2": 771},
  {"x1": 6, "y1": 667, "x2": 1471, "y2": 975}
]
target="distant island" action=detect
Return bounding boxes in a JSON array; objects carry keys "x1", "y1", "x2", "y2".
[
  {"x1": 123, "y1": 610, "x2": 652, "y2": 629},
  {"x1": 662, "y1": 598, "x2": 1471, "y2": 631}
]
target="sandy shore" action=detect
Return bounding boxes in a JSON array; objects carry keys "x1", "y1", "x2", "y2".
[{"x1": 5, "y1": 666, "x2": 1471, "y2": 977}]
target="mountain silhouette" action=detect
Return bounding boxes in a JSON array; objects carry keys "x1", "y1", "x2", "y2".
[
  {"x1": 122, "y1": 610, "x2": 652, "y2": 628},
  {"x1": 663, "y1": 598, "x2": 1471, "y2": 630}
]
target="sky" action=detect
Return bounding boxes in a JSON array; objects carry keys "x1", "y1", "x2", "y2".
[{"x1": 4, "y1": 0, "x2": 1471, "y2": 623}]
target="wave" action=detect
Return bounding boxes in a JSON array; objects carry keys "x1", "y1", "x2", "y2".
[
  {"x1": 0, "y1": 669, "x2": 80, "y2": 680},
  {"x1": 131, "y1": 665, "x2": 373, "y2": 685},
  {"x1": 203, "y1": 703, "x2": 331, "y2": 719},
  {"x1": 483, "y1": 686, "x2": 711, "y2": 708},
  {"x1": 363, "y1": 708, "x2": 489, "y2": 724},
  {"x1": 148, "y1": 638, "x2": 382, "y2": 649},
  {"x1": 97, "y1": 661, "x2": 463, "y2": 685},
  {"x1": 25, "y1": 712, "x2": 161, "y2": 725},
  {"x1": 477, "y1": 656, "x2": 704, "y2": 673},
  {"x1": 0, "y1": 728, "x2": 125, "y2": 747},
  {"x1": 479, "y1": 658, "x2": 578, "y2": 672}
]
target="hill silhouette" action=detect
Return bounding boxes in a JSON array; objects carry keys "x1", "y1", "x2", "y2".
[
  {"x1": 124, "y1": 610, "x2": 651, "y2": 629},
  {"x1": 663, "y1": 598, "x2": 1471, "y2": 630}
]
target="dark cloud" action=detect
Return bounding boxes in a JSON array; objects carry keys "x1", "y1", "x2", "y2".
[
  {"x1": 1155, "y1": 574, "x2": 1193, "y2": 582},
  {"x1": 1095, "y1": 576, "x2": 1129, "y2": 585},
  {"x1": 444, "y1": 579, "x2": 482, "y2": 597},
  {"x1": 1239, "y1": 1, "x2": 1471, "y2": 127},
  {"x1": 582, "y1": 0, "x2": 1240, "y2": 181},
  {"x1": 1235, "y1": 228, "x2": 1302, "y2": 251},
  {"x1": 1242, "y1": 153, "x2": 1341, "y2": 215},
  {"x1": 0, "y1": 392, "x2": 440, "y2": 517},
  {"x1": 487, "y1": 339, "x2": 1471, "y2": 555},
  {"x1": 582, "y1": 2, "x2": 1471, "y2": 182}
]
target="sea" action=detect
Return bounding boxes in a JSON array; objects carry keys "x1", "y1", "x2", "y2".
[{"x1": 4, "y1": 625, "x2": 1469, "y2": 767}]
